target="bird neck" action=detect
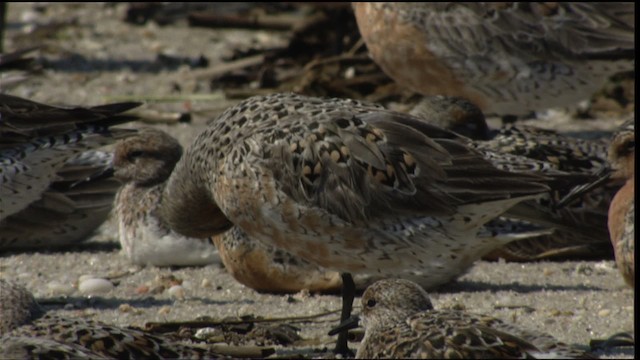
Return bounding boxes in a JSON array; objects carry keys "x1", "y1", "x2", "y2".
[{"x1": 158, "y1": 157, "x2": 233, "y2": 238}]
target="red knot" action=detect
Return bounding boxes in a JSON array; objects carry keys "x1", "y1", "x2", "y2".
[
  {"x1": 154, "y1": 93, "x2": 559, "y2": 354},
  {"x1": 353, "y1": 2, "x2": 635, "y2": 116},
  {"x1": 475, "y1": 123, "x2": 614, "y2": 261},
  {"x1": 0, "y1": 279, "x2": 220, "y2": 359},
  {"x1": 338, "y1": 278, "x2": 595, "y2": 358},
  {"x1": 0, "y1": 94, "x2": 140, "y2": 251},
  {"x1": 606, "y1": 119, "x2": 634, "y2": 288},
  {"x1": 115, "y1": 127, "x2": 374, "y2": 291},
  {"x1": 412, "y1": 95, "x2": 614, "y2": 261},
  {"x1": 113, "y1": 127, "x2": 220, "y2": 267}
]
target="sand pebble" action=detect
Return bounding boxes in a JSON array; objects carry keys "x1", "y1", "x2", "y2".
[
  {"x1": 78, "y1": 274, "x2": 100, "y2": 283},
  {"x1": 201, "y1": 278, "x2": 212, "y2": 288},
  {"x1": 598, "y1": 309, "x2": 611, "y2": 317},
  {"x1": 78, "y1": 277, "x2": 114, "y2": 295},
  {"x1": 135, "y1": 284, "x2": 150, "y2": 294},
  {"x1": 168, "y1": 285, "x2": 186, "y2": 300},
  {"x1": 195, "y1": 327, "x2": 223, "y2": 341},
  {"x1": 47, "y1": 281, "x2": 75, "y2": 296}
]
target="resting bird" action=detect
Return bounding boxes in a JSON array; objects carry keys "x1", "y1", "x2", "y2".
[
  {"x1": 0, "y1": 94, "x2": 140, "y2": 251},
  {"x1": 152, "y1": 93, "x2": 568, "y2": 354},
  {"x1": 353, "y1": 2, "x2": 635, "y2": 117},
  {"x1": 0, "y1": 279, "x2": 220, "y2": 359},
  {"x1": 334, "y1": 278, "x2": 594, "y2": 359}
]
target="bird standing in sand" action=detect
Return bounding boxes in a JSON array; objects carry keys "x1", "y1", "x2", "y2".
[{"x1": 154, "y1": 93, "x2": 559, "y2": 353}]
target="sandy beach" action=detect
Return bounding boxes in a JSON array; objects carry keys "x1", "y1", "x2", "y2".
[{"x1": 1, "y1": 3, "x2": 634, "y2": 358}]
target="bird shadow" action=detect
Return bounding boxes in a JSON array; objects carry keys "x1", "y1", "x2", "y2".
[
  {"x1": 42, "y1": 52, "x2": 208, "y2": 74},
  {"x1": 435, "y1": 279, "x2": 605, "y2": 294},
  {"x1": 0, "y1": 240, "x2": 122, "y2": 256},
  {"x1": 36, "y1": 294, "x2": 249, "y2": 312}
]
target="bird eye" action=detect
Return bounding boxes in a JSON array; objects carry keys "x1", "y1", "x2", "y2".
[
  {"x1": 128, "y1": 150, "x2": 144, "y2": 161},
  {"x1": 617, "y1": 139, "x2": 635, "y2": 157},
  {"x1": 366, "y1": 299, "x2": 377, "y2": 308},
  {"x1": 625, "y1": 140, "x2": 635, "y2": 151}
]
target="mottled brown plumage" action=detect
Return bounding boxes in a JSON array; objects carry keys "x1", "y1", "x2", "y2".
[
  {"x1": 413, "y1": 95, "x2": 614, "y2": 261},
  {"x1": 113, "y1": 127, "x2": 220, "y2": 266},
  {"x1": 354, "y1": 2, "x2": 634, "y2": 116},
  {"x1": 353, "y1": 279, "x2": 594, "y2": 359},
  {"x1": 0, "y1": 94, "x2": 140, "y2": 250},
  {"x1": 607, "y1": 119, "x2": 634, "y2": 288},
  {"x1": 0, "y1": 279, "x2": 220, "y2": 359},
  {"x1": 159, "y1": 93, "x2": 551, "y2": 284}
]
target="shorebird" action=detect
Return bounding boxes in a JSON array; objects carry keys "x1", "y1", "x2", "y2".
[
  {"x1": 114, "y1": 127, "x2": 372, "y2": 290},
  {"x1": 0, "y1": 279, "x2": 220, "y2": 359},
  {"x1": 153, "y1": 92, "x2": 559, "y2": 354},
  {"x1": 113, "y1": 127, "x2": 220, "y2": 267},
  {"x1": 0, "y1": 150, "x2": 121, "y2": 251},
  {"x1": 214, "y1": 226, "x2": 343, "y2": 293},
  {"x1": 113, "y1": 127, "x2": 553, "y2": 292},
  {"x1": 606, "y1": 119, "x2": 634, "y2": 288},
  {"x1": 353, "y1": 2, "x2": 635, "y2": 117},
  {"x1": 412, "y1": 95, "x2": 614, "y2": 261},
  {"x1": 334, "y1": 278, "x2": 594, "y2": 359},
  {"x1": 0, "y1": 94, "x2": 140, "y2": 251},
  {"x1": 475, "y1": 123, "x2": 614, "y2": 261},
  {"x1": 114, "y1": 127, "x2": 551, "y2": 292}
]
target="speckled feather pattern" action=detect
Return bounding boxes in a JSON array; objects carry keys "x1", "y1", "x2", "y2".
[
  {"x1": 353, "y1": 2, "x2": 635, "y2": 115},
  {"x1": 355, "y1": 279, "x2": 594, "y2": 359},
  {"x1": 0, "y1": 94, "x2": 139, "y2": 250},
  {"x1": 113, "y1": 128, "x2": 220, "y2": 267},
  {"x1": 159, "y1": 93, "x2": 553, "y2": 287},
  {"x1": 607, "y1": 119, "x2": 634, "y2": 287},
  {"x1": 0, "y1": 279, "x2": 219, "y2": 359},
  {"x1": 413, "y1": 96, "x2": 615, "y2": 261}
]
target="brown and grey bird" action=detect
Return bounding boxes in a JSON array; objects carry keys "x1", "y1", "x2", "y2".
[
  {"x1": 0, "y1": 279, "x2": 220, "y2": 359},
  {"x1": 475, "y1": 123, "x2": 615, "y2": 261},
  {"x1": 113, "y1": 128, "x2": 220, "y2": 267},
  {"x1": 353, "y1": 2, "x2": 635, "y2": 116},
  {"x1": 114, "y1": 127, "x2": 373, "y2": 290},
  {"x1": 412, "y1": 95, "x2": 615, "y2": 261},
  {"x1": 336, "y1": 278, "x2": 594, "y2": 359},
  {"x1": 151, "y1": 93, "x2": 563, "y2": 353},
  {"x1": 0, "y1": 94, "x2": 140, "y2": 251},
  {"x1": 606, "y1": 119, "x2": 634, "y2": 288}
]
